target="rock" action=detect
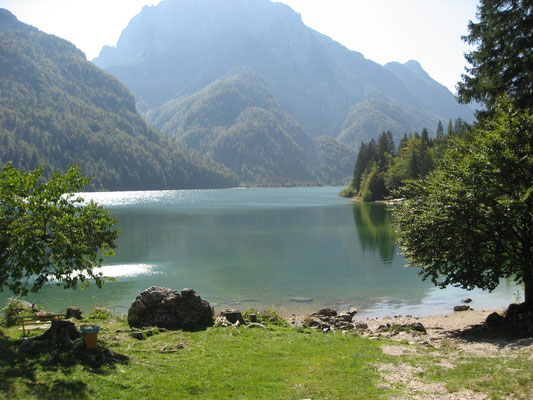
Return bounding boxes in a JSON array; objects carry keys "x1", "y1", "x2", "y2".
[
  {"x1": 453, "y1": 305, "x2": 471, "y2": 312},
  {"x1": 411, "y1": 322, "x2": 427, "y2": 333},
  {"x1": 346, "y1": 307, "x2": 358, "y2": 316},
  {"x1": 313, "y1": 308, "x2": 337, "y2": 317},
  {"x1": 219, "y1": 309, "x2": 245, "y2": 325},
  {"x1": 127, "y1": 286, "x2": 214, "y2": 330},
  {"x1": 354, "y1": 321, "x2": 368, "y2": 330},
  {"x1": 338, "y1": 313, "x2": 353, "y2": 322},
  {"x1": 485, "y1": 312, "x2": 505, "y2": 328},
  {"x1": 376, "y1": 324, "x2": 390, "y2": 333},
  {"x1": 461, "y1": 298, "x2": 472, "y2": 303},
  {"x1": 130, "y1": 331, "x2": 146, "y2": 340},
  {"x1": 289, "y1": 297, "x2": 313, "y2": 303},
  {"x1": 66, "y1": 306, "x2": 83, "y2": 319},
  {"x1": 307, "y1": 317, "x2": 328, "y2": 329}
]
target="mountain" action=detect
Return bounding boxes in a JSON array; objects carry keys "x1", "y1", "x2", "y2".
[
  {"x1": 0, "y1": 9, "x2": 237, "y2": 190},
  {"x1": 314, "y1": 136, "x2": 356, "y2": 185},
  {"x1": 93, "y1": 0, "x2": 472, "y2": 140},
  {"x1": 146, "y1": 69, "x2": 321, "y2": 185},
  {"x1": 384, "y1": 60, "x2": 474, "y2": 122},
  {"x1": 338, "y1": 98, "x2": 442, "y2": 149}
]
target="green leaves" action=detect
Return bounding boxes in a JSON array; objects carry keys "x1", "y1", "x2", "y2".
[
  {"x1": 458, "y1": 0, "x2": 533, "y2": 111},
  {"x1": 0, "y1": 163, "x2": 120, "y2": 296},
  {"x1": 390, "y1": 99, "x2": 533, "y2": 302}
]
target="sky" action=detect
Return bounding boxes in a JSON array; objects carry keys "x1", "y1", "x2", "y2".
[{"x1": 0, "y1": 0, "x2": 479, "y2": 92}]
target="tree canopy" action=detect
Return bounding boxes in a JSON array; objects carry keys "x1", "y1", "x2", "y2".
[
  {"x1": 0, "y1": 164, "x2": 120, "y2": 296},
  {"x1": 458, "y1": 0, "x2": 533, "y2": 111},
  {"x1": 390, "y1": 99, "x2": 533, "y2": 305}
]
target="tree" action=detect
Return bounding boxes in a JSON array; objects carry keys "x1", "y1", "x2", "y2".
[
  {"x1": 390, "y1": 99, "x2": 533, "y2": 306},
  {"x1": 0, "y1": 164, "x2": 120, "y2": 296},
  {"x1": 458, "y1": 0, "x2": 533, "y2": 111}
]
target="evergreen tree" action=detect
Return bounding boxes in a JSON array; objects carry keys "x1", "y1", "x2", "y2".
[{"x1": 458, "y1": 0, "x2": 533, "y2": 111}]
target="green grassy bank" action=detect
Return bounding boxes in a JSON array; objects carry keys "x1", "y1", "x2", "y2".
[{"x1": 1, "y1": 312, "x2": 532, "y2": 400}]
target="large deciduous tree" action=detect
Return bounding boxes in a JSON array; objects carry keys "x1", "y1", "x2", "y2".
[
  {"x1": 458, "y1": 0, "x2": 533, "y2": 111},
  {"x1": 391, "y1": 99, "x2": 533, "y2": 306},
  {"x1": 0, "y1": 164, "x2": 120, "y2": 296}
]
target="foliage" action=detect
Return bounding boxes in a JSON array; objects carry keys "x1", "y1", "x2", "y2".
[
  {"x1": 0, "y1": 164, "x2": 120, "y2": 296},
  {"x1": 338, "y1": 98, "x2": 442, "y2": 149},
  {"x1": 242, "y1": 308, "x2": 289, "y2": 327},
  {"x1": 390, "y1": 99, "x2": 533, "y2": 304},
  {"x1": 458, "y1": 0, "x2": 533, "y2": 111},
  {"x1": 0, "y1": 12, "x2": 237, "y2": 190},
  {"x1": 1, "y1": 298, "x2": 35, "y2": 327},
  {"x1": 147, "y1": 69, "x2": 353, "y2": 186},
  {"x1": 87, "y1": 307, "x2": 114, "y2": 321},
  {"x1": 342, "y1": 120, "x2": 471, "y2": 201}
]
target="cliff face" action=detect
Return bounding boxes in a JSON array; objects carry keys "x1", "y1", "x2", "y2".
[{"x1": 94, "y1": 0, "x2": 471, "y2": 141}]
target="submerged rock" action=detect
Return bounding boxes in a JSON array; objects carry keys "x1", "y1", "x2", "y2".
[{"x1": 127, "y1": 287, "x2": 214, "y2": 330}]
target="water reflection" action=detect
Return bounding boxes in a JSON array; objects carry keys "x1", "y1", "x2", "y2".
[{"x1": 352, "y1": 202, "x2": 396, "y2": 264}]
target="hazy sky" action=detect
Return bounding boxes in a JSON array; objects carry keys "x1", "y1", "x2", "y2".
[{"x1": 0, "y1": 0, "x2": 479, "y2": 92}]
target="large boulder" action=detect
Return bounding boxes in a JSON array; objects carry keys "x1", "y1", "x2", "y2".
[{"x1": 127, "y1": 287, "x2": 214, "y2": 330}]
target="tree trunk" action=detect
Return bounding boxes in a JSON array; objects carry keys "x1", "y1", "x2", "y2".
[
  {"x1": 34, "y1": 320, "x2": 82, "y2": 345},
  {"x1": 524, "y1": 276, "x2": 533, "y2": 308}
]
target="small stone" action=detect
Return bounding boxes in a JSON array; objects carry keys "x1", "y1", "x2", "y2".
[
  {"x1": 461, "y1": 298, "x2": 472, "y2": 303},
  {"x1": 485, "y1": 312, "x2": 505, "y2": 328},
  {"x1": 130, "y1": 331, "x2": 146, "y2": 340},
  {"x1": 338, "y1": 313, "x2": 353, "y2": 322},
  {"x1": 354, "y1": 321, "x2": 368, "y2": 330},
  {"x1": 411, "y1": 322, "x2": 426, "y2": 333},
  {"x1": 346, "y1": 307, "x2": 358, "y2": 316},
  {"x1": 314, "y1": 308, "x2": 337, "y2": 317},
  {"x1": 453, "y1": 305, "x2": 471, "y2": 312}
]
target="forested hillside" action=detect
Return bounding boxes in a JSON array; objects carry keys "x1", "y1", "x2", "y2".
[
  {"x1": 341, "y1": 119, "x2": 471, "y2": 201},
  {"x1": 0, "y1": 9, "x2": 237, "y2": 190},
  {"x1": 146, "y1": 69, "x2": 353, "y2": 185}
]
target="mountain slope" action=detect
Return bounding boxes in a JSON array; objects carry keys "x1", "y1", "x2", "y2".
[
  {"x1": 146, "y1": 69, "x2": 320, "y2": 185},
  {"x1": 385, "y1": 60, "x2": 474, "y2": 122},
  {"x1": 338, "y1": 98, "x2": 442, "y2": 149},
  {"x1": 0, "y1": 9, "x2": 237, "y2": 190},
  {"x1": 94, "y1": 0, "x2": 464, "y2": 138}
]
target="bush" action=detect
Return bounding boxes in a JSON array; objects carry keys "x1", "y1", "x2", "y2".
[
  {"x1": 243, "y1": 309, "x2": 288, "y2": 327},
  {"x1": 88, "y1": 306, "x2": 114, "y2": 321},
  {"x1": 2, "y1": 298, "x2": 36, "y2": 327}
]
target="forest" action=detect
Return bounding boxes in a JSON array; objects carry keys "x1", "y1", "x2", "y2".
[{"x1": 341, "y1": 118, "x2": 470, "y2": 201}]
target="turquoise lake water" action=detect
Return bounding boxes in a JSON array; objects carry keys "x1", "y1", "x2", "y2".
[{"x1": 0, "y1": 186, "x2": 521, "y2": 317}]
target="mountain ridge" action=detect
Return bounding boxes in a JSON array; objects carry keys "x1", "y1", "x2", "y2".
[
  {"x1": 93, "y1": 0, "x2": 469, "y2": 139},
  {"x1": 0, "y1": 9, "x2": 238, "y2": 190}
]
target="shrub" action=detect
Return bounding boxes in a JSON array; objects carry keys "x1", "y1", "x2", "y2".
[
  {"x1": 1, "y1": 298, "x2": 36, "y2": 327},
  {"x1": 88, "y1": 306, "x2": 114, "y2": 321}
]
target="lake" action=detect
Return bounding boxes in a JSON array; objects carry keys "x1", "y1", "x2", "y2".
[{"x1": 1, "y1": 186, "x2": 521, "y2": 317}]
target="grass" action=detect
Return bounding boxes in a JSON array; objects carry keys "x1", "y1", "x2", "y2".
[
  {"x1": 0, "y1": 319, "x2": 394, "y2": 400},
  {"x1": 1, "y1": 315, "x2": 532, "y2": 399}
]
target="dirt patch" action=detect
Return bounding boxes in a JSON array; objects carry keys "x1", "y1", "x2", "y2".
[{"x1": 377, "y1": 362, "x2": 486, "y2": 400}]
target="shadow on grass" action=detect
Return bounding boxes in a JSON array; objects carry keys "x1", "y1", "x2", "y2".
[{"x1": 0, "y1": 333, "x2": 128, "y2": 399}]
